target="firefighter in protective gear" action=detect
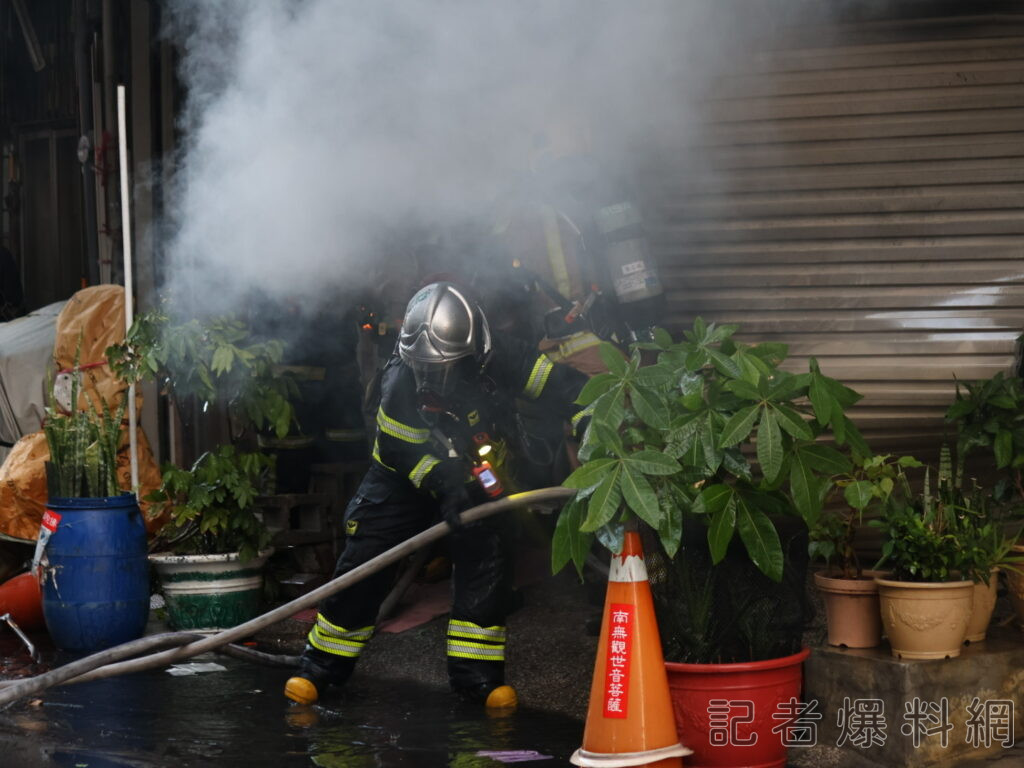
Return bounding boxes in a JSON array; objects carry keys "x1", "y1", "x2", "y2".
[{"x1": 285, "y1": 282, "x2": 589, "y2": 709}]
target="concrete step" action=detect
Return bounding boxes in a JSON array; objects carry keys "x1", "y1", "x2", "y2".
[{"x1": 796, "y1": 627, "x2": 1023, "y2": 767}]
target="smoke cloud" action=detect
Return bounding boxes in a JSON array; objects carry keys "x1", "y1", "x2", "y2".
[{"x1": 158, "y1": 1, "x2": 797, "y2": 315}]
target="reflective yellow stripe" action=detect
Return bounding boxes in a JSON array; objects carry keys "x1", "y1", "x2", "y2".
[
  {"x1": 559, "y1": 332, "x2": 602, "y2": 359},
  {"x1": 309, "y1": 630, "x2": 365, "y2": 658},
  {"x1": 447, "y1": 619, "x2": 506, "y2": 642},
  {"x1": 571, "y1": 403, "x2": 595, "y2": 437},
  {"x1": 543, "y1": 206, "x2": 572, "y2": 299},
  {"x1": 308, "y1": 618, "x2": 374, "y2": 658},
  {"x1": 409, "y1": 454, "x2": 441, "y2": 488},
  {"x1": 314, "y1": 615, "x2": 374, "y2": 640},
  {"x1": 377, "y1": 407, "x2": 429, "y2": 444},
  {"x1": 446, "y1": 640, "x2": 506, "y2": 661},
  {"x1": 523, "y1": 355, "x2": 555, "y2": 400},
  {"x1": 372, "y1": 437, "x2": 396, "y2": 472}
]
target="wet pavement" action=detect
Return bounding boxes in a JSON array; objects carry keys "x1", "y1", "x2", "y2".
[{"x1": 0, "y1": 642, "x2": 583, "y2": 768}]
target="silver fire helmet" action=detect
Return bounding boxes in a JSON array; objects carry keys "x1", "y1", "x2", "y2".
[{"x1": 398, "y1": 282, "x2": 491, "y2": 396}]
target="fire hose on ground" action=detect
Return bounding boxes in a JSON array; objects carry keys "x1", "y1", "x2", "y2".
[{"x1": 0, "y1": 487, "x2": 575, "y2": 709}]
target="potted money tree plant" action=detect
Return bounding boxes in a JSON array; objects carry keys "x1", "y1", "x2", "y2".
[
  {"x1": 808, "y1": 454, "x2": 919, "y2": 649},
  {"x1": 555, "y1": 318, "x2": 867, "y2": 768},
  {"x1": 108, "y1": 307, "x2": 296, "y2": 631}
]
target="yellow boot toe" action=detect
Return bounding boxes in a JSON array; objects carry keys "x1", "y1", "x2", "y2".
[
  {"x1": 484, "y1": 684, "x2": 518, "y2": 710},
  {"x1": 284, "y1": 676, "x2": 320, "y2": 705}
]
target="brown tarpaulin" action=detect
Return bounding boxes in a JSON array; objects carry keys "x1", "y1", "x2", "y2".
[
  {"x1": 0, "y1": 285, "x2": 164, "y2": 542},
  {"x1": 53, "y1": 285, "x2": 134, "y2": 413}
]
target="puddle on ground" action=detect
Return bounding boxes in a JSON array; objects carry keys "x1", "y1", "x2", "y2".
[{"x1": 0, "y1": 633, "x2": 581, "y2": 767}]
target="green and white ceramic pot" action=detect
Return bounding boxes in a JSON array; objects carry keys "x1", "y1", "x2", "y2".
[{"x1": 149, "y1": 549, "x2": 273, "y2": 632}]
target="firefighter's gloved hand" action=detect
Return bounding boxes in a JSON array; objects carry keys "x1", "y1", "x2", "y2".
[
  {"x1": 423, "y1": 459, "x2": 471, "y2": 530},
  {"x1": 440, "y1": 484, "x2": 472, "y2": 530}
]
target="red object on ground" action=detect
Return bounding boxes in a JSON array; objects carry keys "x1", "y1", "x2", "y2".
[
  {"x1": 0, "y1": 572, "x2": 45, "y2": 631},
  {"x1": 665, "y1": 647, "x2": 811, "y2": 768}
]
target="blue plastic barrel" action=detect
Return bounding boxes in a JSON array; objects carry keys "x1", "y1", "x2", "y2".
[{"x1": 40, "y1": 493, "x2": 149, "y2": 652}]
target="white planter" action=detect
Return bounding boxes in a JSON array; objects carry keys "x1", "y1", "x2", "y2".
[{"x1": 149, "y1": 549, "x2": 273, "y2": 633}]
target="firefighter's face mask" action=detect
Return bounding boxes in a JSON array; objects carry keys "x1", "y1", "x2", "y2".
[
  {"x1": 398, "y1": 281, "x2": 491, "y2": 400},
  {"x1": 410, "y1": 355, "x2": 475, "y2": 400}
]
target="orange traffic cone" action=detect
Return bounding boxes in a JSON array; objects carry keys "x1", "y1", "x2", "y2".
[
  {"x1": 571, "y1": 531, "x2": 691, "y2": 768},
  {"x1": 0, "y1": 572, "x2": 44, "y2": 631}
]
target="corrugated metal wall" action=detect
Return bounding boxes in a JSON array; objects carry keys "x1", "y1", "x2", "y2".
[{"x1": 650, "y1": 14, "x2": 1024, "y2": 460}]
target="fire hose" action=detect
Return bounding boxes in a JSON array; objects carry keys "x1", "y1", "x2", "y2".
[{"x1": 0, "y1": 487, "x2": 574, "y2": 708}]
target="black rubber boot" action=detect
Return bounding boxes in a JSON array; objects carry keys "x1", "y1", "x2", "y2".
[{"x1": 284, "y1": 649, "x2": 355, "y2": 704}]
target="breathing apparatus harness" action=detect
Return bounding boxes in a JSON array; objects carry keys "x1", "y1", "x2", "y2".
[{"x1": 415, "y1": 370, "x2": 508, "y2": 500}]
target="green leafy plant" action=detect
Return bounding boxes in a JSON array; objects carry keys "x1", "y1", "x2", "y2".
[
  {"x1": 145, "y1": 445, "x2": 273, "y2": 563},
  {"x1": 43, "y1": 362, "x2": 128, "y2": 499},
  {"x1": 870, "y1": 448, "x2": 1022, "y2": 582},
  {"x1": 945, "y1": 371, "x2": 1024, "y2": 505},
  {"x1": 553, "y1": 318, "x2": 868, "y2": 582},
  {"x1": 107, "y1": 307, "x2": 297, "y2": 438},
  {"x1": 810, "y1": 454, "x2": 923, "y2": 579}
]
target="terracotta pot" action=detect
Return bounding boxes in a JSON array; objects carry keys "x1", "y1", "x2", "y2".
[
  {"x1": 665, "y1": 648, "x2": 810, "y2": 768},
  {"x1": 875, "y1": 577, "x2": 973, "y2": 659},
  {"x1": 813, "y1": 570, "x2": 885, "y2": 648},
  {"x1": 1008, "y1": 544, "x2": 1024, "y2": 632},
  {"x1": 965, "y1": 568, "x2": 999, "y2": 643}
]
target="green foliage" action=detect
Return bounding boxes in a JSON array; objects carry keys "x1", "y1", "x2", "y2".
[
  {"x1": 871, "y1": 456, "x2": 1022, "y2": 583},
  {"x1": 107, "y1": 307, "x2": 298, "y2": 438},
  {"x1": 146, "y1": 445, "x2": 273, "y2": 563},
  {"x1": 945, "y1": 371, "x2": 1024, "y2": 505},
  {"x1": 553, "y1": 318, "x2": 867, "y2": 582},
  {"x1": 809, "y1": 454, "x2": 921, "y2": 579},
  {"x1": 43, "y1": 357, "x2": 128, "y2": 499}
]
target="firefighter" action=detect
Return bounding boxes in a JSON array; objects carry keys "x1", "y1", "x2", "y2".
[
  {"x1": 490, "y1": 116, "x2": 665, "y2": 367},
  {"x1": 284, "y1": 281, "x2": 589, "y2": 709}
]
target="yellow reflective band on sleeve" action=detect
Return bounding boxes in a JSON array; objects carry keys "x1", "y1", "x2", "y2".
[
  {"x1": 377, "y1": 407, "x2": 429, "y2": 444},
  {"x1": 372, "y1": 437, "x2": 396, "y2": 472},
  {"x1": 446, "y1": 639, "x2": 506, "y2": 661},
  {"x1": 447, "y1": 619, "x2": 506, "y2": 643},
  {"x1": 571, "y1": 403, "x2": 595, "y2": 437},
  {"x1": 543, "y1": 206, "x2": 572, "y2": 299},
  {"x1": 409, "y1": 454, "x2": 441, "y2": 488},
  {"x1": 523, "y1": 355, "x2": 555, "y2": 400},
  {"x1": 559, "y1": 332, "x2": 602, "y2": 360},
  {"x1": 307, "y1": 618, "x2": 375, "y2": 659}
]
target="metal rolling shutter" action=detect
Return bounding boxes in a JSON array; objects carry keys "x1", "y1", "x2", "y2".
[{"x1": 649, "y1": 15, "x2": 1024, "y2": 461}]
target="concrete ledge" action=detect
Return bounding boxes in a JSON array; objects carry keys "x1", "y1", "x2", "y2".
[{"x1": 795, "y1": 627, "x2": 1023, "y2": 767}]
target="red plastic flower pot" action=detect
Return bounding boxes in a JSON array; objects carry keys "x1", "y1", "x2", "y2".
[{"x1": 664, "y1": 647, "x2": 811, "y2": 768}]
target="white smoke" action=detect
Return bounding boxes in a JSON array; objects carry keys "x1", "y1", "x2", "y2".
[{"x1": 158, "y1": 1, "x2": 789, "y2": 314}]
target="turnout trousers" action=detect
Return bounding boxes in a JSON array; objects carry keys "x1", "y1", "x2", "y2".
[{"x1": 299, "y1": 464, "x2": 512, "y2": 692}]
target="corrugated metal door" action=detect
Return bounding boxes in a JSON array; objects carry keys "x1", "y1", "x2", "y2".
[{"x1": 650, "y1": 15, "x2": 1024, "y2": 460}]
